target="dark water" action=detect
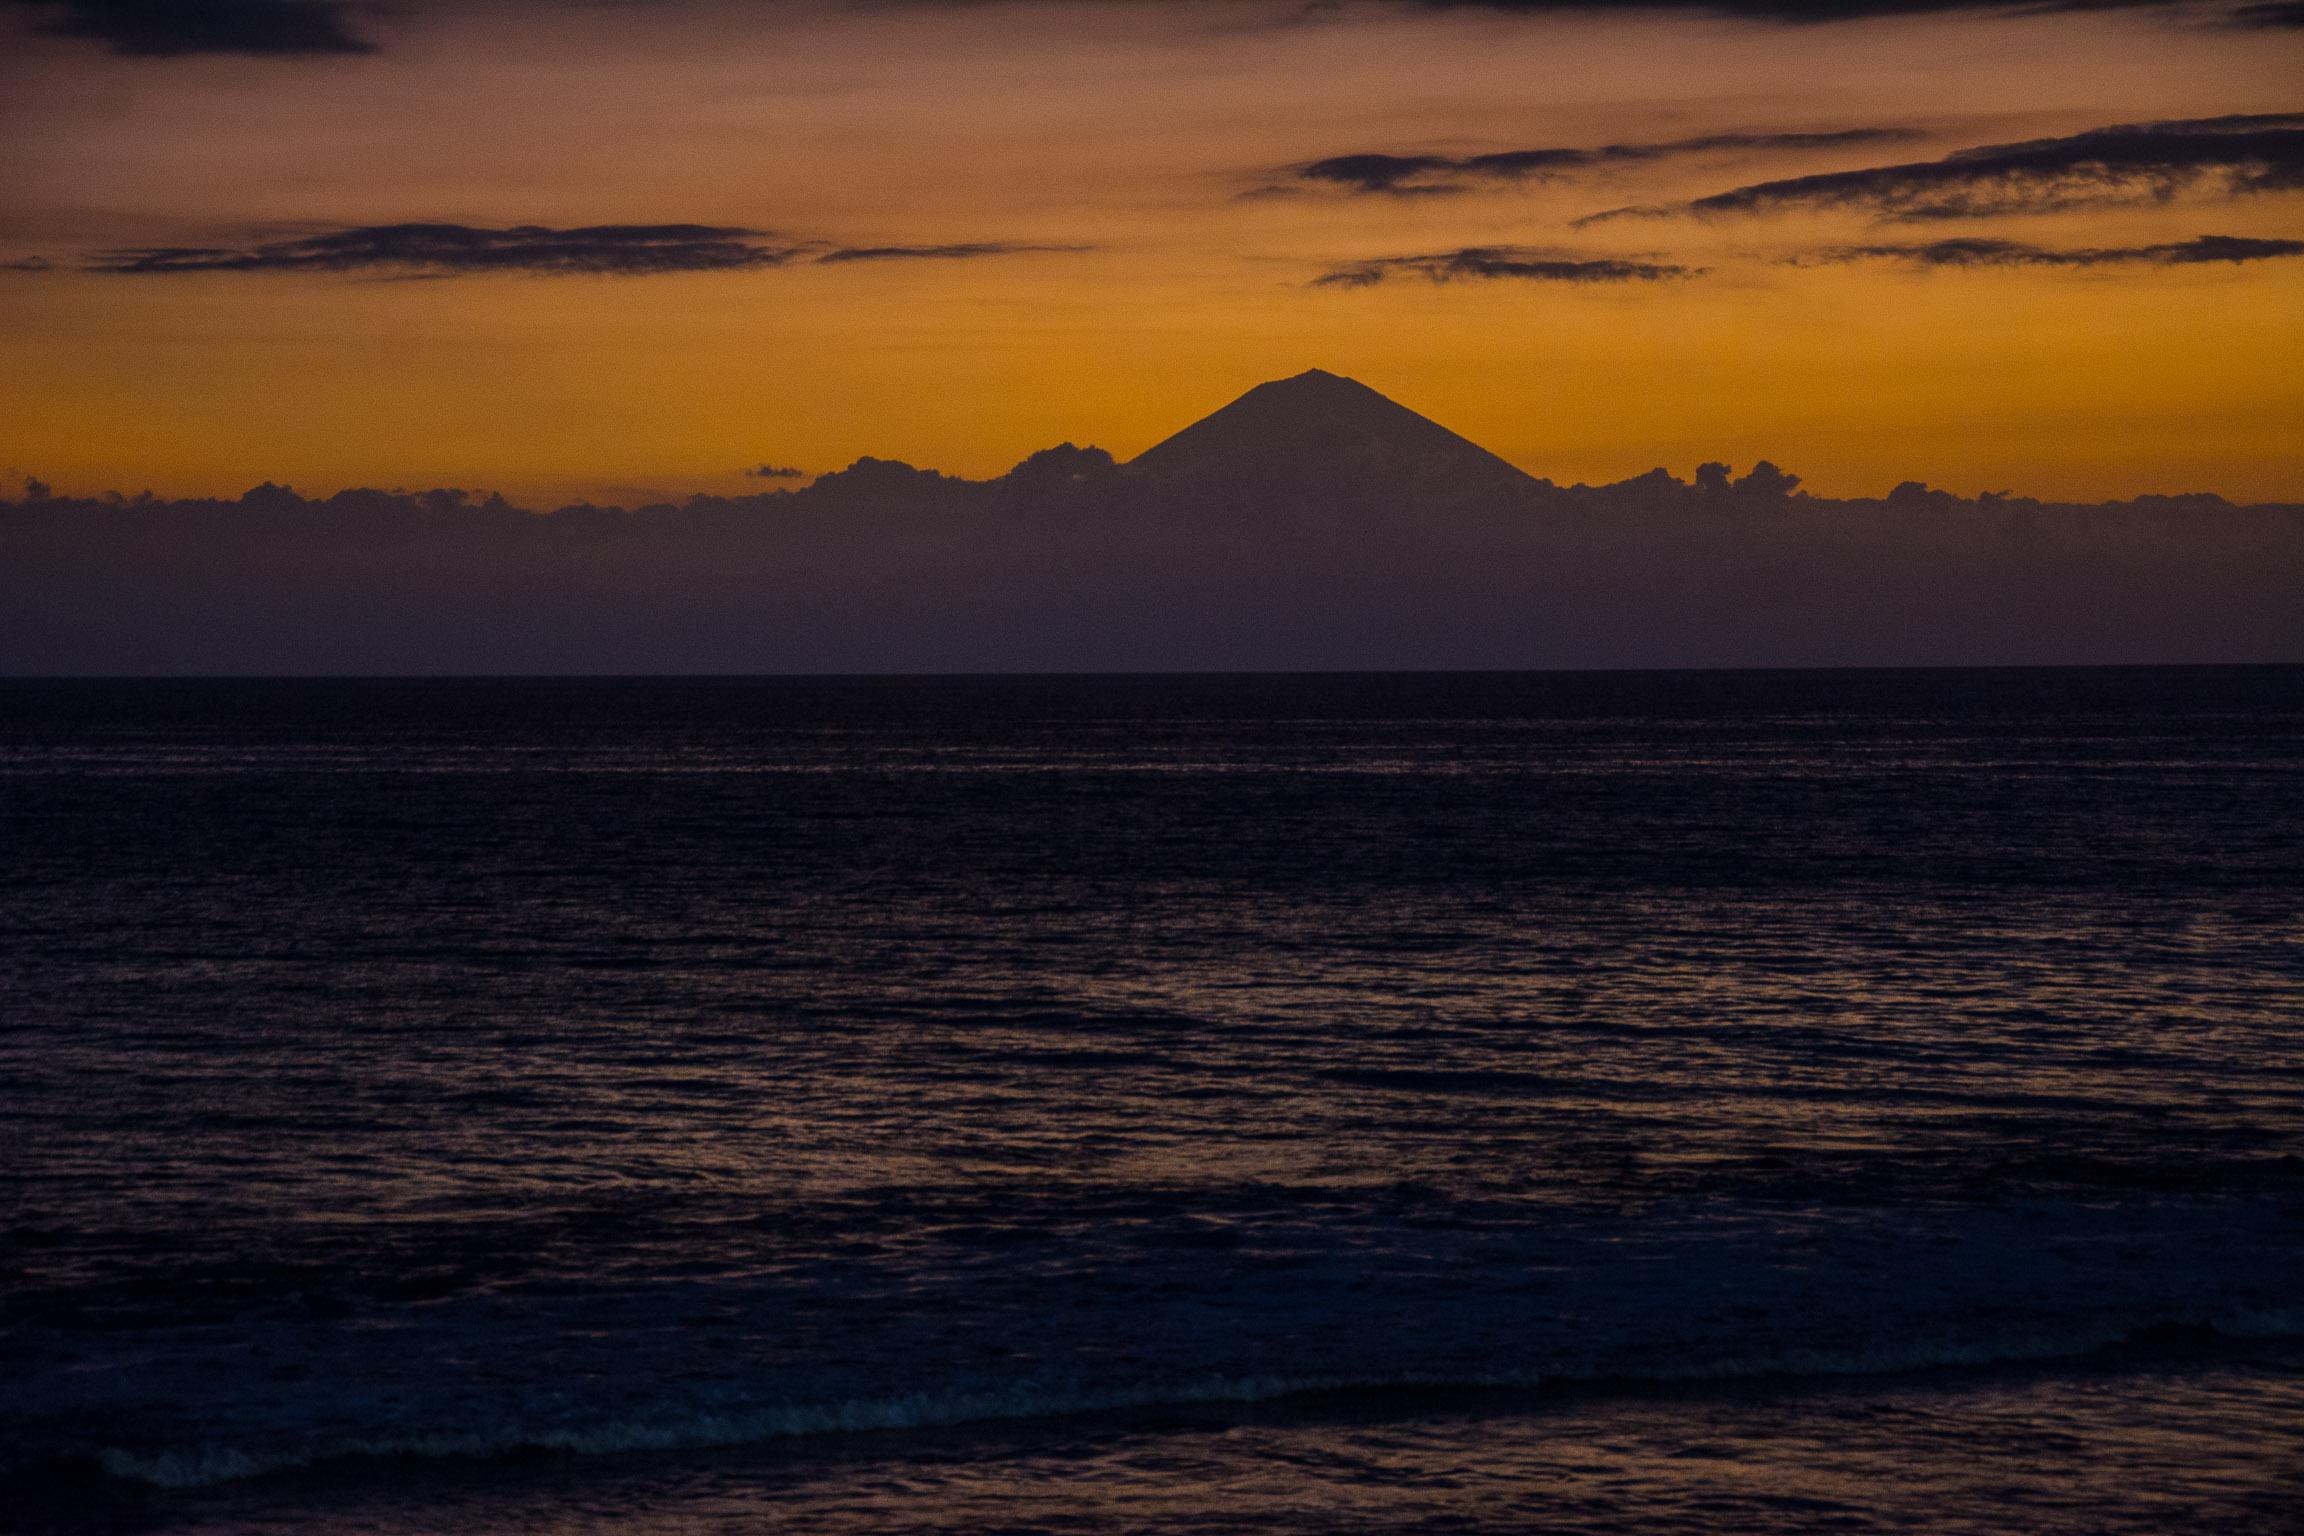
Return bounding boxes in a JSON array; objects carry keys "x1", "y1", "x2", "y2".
[{"x1": 3, "y1": 669, "x2": 2301, "y2": 1532}]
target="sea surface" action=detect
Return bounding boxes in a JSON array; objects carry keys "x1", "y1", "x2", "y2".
[{"x1": 2, "y1": 668, "x2": 2300, "y2": 1533}]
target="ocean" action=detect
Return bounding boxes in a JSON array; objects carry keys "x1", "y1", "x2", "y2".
[{"x1": 3, "y1": 668, "x2": 2300, "y2": 1533}]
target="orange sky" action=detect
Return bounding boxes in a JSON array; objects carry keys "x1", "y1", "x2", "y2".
[{"x1": 2, "y1": 0, "x2": 2299, "y2": 505}]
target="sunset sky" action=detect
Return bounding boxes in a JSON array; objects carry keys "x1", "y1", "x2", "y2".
[{"x1": 2, "y1": 0, "x2": 2299, "y2": 506}]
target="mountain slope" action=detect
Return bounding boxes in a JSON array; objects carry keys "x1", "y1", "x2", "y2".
[{"x1": 1125, "y1": 370, "x2": 1537, "y2": 499}]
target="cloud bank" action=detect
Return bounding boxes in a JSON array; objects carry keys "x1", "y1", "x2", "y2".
[{"x1": 5, "y1": 463, "x2": 2296, "y2": 674}]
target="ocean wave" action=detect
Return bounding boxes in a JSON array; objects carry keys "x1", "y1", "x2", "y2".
[{"x1": 76, "y1": 1305, "x2": 2304, "y2": 1490}]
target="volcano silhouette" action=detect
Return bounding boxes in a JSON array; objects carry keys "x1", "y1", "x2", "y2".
[
  {"x1": 12, "y1": 365, "x2": 2300, "y2": 674},
  {"x1": 1125, "y1": 369, "x2": 1536, "y2": 500}
]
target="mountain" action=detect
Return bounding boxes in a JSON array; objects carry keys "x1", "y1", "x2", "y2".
[
  {"x1": 9, "y1": 368, "x2": 2301, "y2": 672},
  {"x1": 1123, "y1": 369, "x2": 1538, "y2": 502}
]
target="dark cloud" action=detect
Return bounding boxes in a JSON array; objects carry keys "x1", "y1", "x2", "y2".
[
  {"x1": 1406, "y1": 0, "x2": 2207, "y2": 21},
  {"x1": 1290, "y1": 129, "x2": 1918, "y2": 195},
  {"x1": 1295, "y1": 154, "x2": 1468, "y2": 196},
  {"x1": 1590, "y1": 112, "x2": 2304, "y2": 222},
  {"x1": 745, "y1": 463, "x2": 809, "y2": 479},
  {"x1": 1314, "y1": 246, "x2": 1701, "y2": 286},
  {"x1": 3, "y1": 0, "x2": 375, "y2": 56},
  {"x1": 1810, "y1": 232, "x2": 2304, "y2": 264},
  {"x1": 13, "y1": 0, "x2": 2297, "y2": 66},
  {"x1": 70, "y1": 225, "x2": 1098, "y2": 279},
  {"x1": 814, "y1": 243, "x2": 1095, "y2": 263},
  {"x1": 86, "y1": 223, "x2": 805, "y2": 277}
]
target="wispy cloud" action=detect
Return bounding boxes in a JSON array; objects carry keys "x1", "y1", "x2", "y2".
[
  {"x1": 1314, "y1": 246, "x2": 1701, "y2": 286},
  {"x1": 3, "y1": 0, "x2": 376, "y2": 56},
  {"x1": 814, "y1": 243, "x2": 1095, "y2": 264},
  {"x1": 1585, "y1": 112, "x2": 2304, "y2": 222},
  {"x1": 1280, "y1": 128, "x2": 1917, "y2": 197},
  {"x1": 1806, "y1": 232, "x2": 2304, "y2": 265},
  {"x1": 62, "y1": 225, "x2": 1099, "y2": 280},
  {"x1": 87, "y1": 223, "x2": 803, "y2": 277},
  {"x1": 745, "y1": 463, "x2": 809, "y2": 479}
]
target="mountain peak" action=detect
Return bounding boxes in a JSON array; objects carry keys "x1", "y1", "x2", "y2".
[
  {"x1": 1126, "y1": 371, "x2": 1533, "y2": 493},
  {"x1": 1216, "y1": 368, "x2": 1402, "y2": 414}
]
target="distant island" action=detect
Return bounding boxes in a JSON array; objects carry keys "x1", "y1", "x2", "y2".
[{"x1": 5, "y1": 371, "x2": 2299, "y2": 673}]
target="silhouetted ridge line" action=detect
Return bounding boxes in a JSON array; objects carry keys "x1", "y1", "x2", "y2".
[{"x1": 7, "y1": 367, "x2": 2301, "y2": 673}]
